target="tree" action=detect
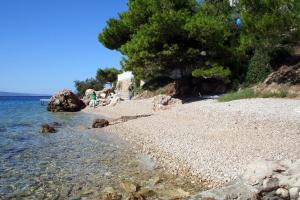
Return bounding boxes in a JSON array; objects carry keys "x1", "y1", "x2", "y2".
[
  {"x1": 96, "y1": 67, "x2": 121, "y2": 86},
  {"x1": 99, "y1": 0, "x2": 201, "y2": 80},
  {"x1": 239, "y1": 0, "x2": 300, "y2": 52},
  {"x1": 74, "y1": 67, "x2": 120, "y2": 96},
  {"x1": 74, "y1": 78, "x2": 102, "y2": 96}
]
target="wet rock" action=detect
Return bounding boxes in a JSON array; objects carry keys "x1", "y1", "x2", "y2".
[
  {"x1": 120, "y1": 182, "x2": 139, "y2": 193},
  {"x1": 41, "y1": 124, "x2": 56, "y2": 133},
  {"x1": 92, "y1": 119, "x2": 109, "y2": 128},
  {"x1": 102, "y1": 187, "x2": 122, "y2": 200},
  {"x1": 125, "y1": 193, "x2": 144, "y2": 200},
  {"x1": 48, "y1": 89, "x2": 86, "y2": 112}
]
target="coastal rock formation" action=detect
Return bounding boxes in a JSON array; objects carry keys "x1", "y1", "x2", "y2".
[
  {"x1": 92, "y1": 119, "x2": 109, "y2": 128},
  {"x1": 47, "y1": 89, "x2": 85, "y2": 112},
  {"x1": 153, "y1": 95, "x2": 182, "y2": 111},
  {"x1": 191, "y1": 159, "x2": 300, "y2": 200}
]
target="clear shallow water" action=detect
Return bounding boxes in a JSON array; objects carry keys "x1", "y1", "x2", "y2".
[{"x1": 0, "y1": 96, "x2": 204, "y2": 200}]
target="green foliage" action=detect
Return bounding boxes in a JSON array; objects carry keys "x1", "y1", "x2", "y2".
[
  {"x1": 98, "y1": 0, "x2": 300, "y2": 92},
  {"x1": 218, "y1": 88, "x2": 289, "y2": 102},
  {"x1": 99, "y1": 0, "x2": 239, "y2": 81},
  {"x1": 74, "y1": 67, "x2": 120, "y2": 96},
  {"x1": 74, "y1": 78, "x2": 102, "y2": 96},
  {"x1": 96, "y1": 67, "x2": 121, "y2": 86},
  {"x1": 239, "y1": 0, "x2": 300, "y2": 52},
  {"x1": 245, "y1": 49, "x2": 272, "y2": 85},
  {"x1": 192, "y1": 65, "x2": 231, "y2": 80}
]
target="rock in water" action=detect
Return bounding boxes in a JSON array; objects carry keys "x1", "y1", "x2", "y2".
[
  {"x1": 92, "y1": 119, "x2": 109, "y2": 128},
  {"x1": 47, "y1": 89, "x2": 85, "y2": 112},
  {"x1": 41, "y1": 124, "x2": 56, "y2": 133}
]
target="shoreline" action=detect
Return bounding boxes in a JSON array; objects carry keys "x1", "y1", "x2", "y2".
[{"x1": 82, "y1": 98, "x2": 300, "y2": 188}]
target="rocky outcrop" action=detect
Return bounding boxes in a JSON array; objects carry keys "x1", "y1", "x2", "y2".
[
  {"x1": 92, "y1": 119, "x2": 109, "y2": 128},
  {"x1": 153, "y1": 95, "x2": 182, "y2": 111},
  {"x1": 48, "y1": 89, "x2": 85, "y2": 112},
  {"x1": 264, "y1": 64, "x2": 300, "y2": 85},
  {"x1": 191, "y1": 159, "x2": 300, "y2": 200},
  {"x1": 256, "y1": 64, "x2": 300, "y2": 97}
]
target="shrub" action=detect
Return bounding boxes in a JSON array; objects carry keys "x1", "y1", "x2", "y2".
[
  {"x1": 218, "y1": 88, "x2": 290, "y2": 102},
  {"x1": 245, "y1": 49, "x2": 272, "y2": 85},
  {"x1": 192, "y1": 65, "x2": 231, "y2": 82}
]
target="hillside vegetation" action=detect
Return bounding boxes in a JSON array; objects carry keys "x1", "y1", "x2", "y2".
[{"x1": 98, "y1": 0, "x2": 300, "y2": 95}]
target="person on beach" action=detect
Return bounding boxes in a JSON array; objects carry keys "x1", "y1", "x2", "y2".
[{"x1": 91, "y1": 91, "x2": 97, "y2": 108}]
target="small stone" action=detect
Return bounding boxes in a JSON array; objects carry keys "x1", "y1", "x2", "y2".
[
  {"x1": 276, "y1": 188, "x2": 289, "y2": 199},
  {"x1": 263, "y1": 177, "x2": 279, "y2": 191},
  {"x1": 289, "y1": 187, "x2": 299, "y2": 199},
  {"x1": 120, "y1": 182, "x2": 139, "y2": 193},
  {"x1": 92, "y1": 119, "x2": 109, "y2": 128}
]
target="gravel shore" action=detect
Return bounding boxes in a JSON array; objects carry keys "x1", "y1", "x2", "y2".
[{"x1": 83, "y1": 98, "x2": 300, "y2": 186}]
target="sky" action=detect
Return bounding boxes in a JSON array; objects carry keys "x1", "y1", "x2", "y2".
[{"x1": 0, "y1": 0, "x2": 128, "y2": 94}]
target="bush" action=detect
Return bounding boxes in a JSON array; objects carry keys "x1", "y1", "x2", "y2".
[
  {"x1": 245, "y1": 49, "x2": 272, "y2": 85},
  {"x1": 192, "y1": 65, "x2": 231, "y2": 81},
  {"x1": 218, "y1": 88, "x2": 290, "y2": 102}
]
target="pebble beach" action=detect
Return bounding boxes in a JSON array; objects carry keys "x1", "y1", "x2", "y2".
[{"x1": 83, "y1": 98, "x2": 300, "y2": 186}]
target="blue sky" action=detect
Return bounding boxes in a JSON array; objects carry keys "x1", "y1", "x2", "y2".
[{"x1": 0, "y1": 0, "x2": 128, "y2": 94}]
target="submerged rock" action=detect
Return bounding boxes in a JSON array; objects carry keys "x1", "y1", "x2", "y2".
[
  {"x1": 48, "y1": 89, "x2": 85, "y2": 112},
  {"x1": 120, "y1": 182, "x2": 139, "y2": 193},
  {"x1": 101, "y1": 187, "x2": 122, "y2": 200},
  {"x1": 92, "y1": 119, "x2": 109, "y2": 128},
  {"x1": 41, "y1": 124, "x2": 56, "y2": 133}
]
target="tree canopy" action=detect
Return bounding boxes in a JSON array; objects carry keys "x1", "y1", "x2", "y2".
[
  {"x1": 99, "y1": 0, "x2": 300, "y2": 85},
  {"x1": 74, "y1": 67, "x2": 120, "y2": 96}
]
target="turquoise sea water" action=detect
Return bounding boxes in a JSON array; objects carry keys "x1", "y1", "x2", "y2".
[{"x1": 0, "y1": 96, "x2": 204, "y2": 200}]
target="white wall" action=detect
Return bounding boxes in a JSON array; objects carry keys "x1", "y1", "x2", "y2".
[{"x1": 117, "y1": 71, "x2": 134, "y2": 81}]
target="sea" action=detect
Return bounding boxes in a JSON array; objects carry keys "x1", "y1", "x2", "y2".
[{"x1": 0, "y1": 96, "x2": 203, "y2": 200}]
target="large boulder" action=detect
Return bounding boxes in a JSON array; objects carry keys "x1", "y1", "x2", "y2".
[
  {"x1": 48, "y1": 89, "x2": 85, "y2": 112},
  {"x1": 191, "y1": 159, "x2": 300, "y2": 200},
  {"x1": 153, "y1": 95, "x2": 182, "y2": 111}
]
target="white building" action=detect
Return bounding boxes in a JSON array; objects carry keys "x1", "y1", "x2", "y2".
[{"x1": 116, "y1": 71, "x2": 134, "y2": 100}]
